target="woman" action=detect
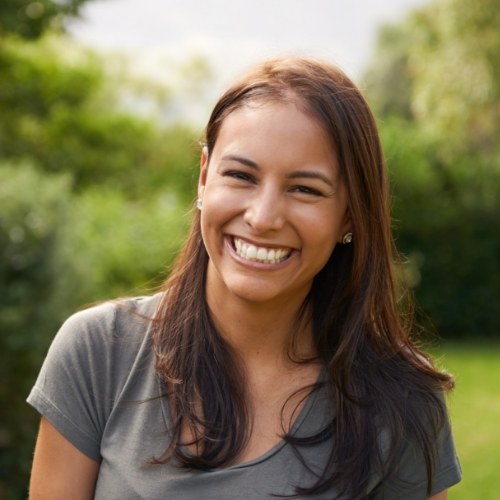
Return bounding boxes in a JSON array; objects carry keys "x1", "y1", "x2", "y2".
[{"x1": 28, "y1": 57, "x2": 461, "y2": 499}]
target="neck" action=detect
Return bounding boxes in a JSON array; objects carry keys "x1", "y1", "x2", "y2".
[{"x1": 206, "y1": 288, "x2": 315, "y2": 367}]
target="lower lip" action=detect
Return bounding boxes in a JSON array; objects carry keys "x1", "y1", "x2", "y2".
[{"x1": 224, "y1": 236, "x2": 294, "y2": 269}]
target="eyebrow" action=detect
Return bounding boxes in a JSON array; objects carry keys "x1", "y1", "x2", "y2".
[{"x1": 221, "y1": 154, "x2": 335, "y2": 188}]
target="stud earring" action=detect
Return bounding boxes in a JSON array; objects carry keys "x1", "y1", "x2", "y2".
[
  {"x1": 342, "y1": 232, "x2": 353, "y2": 244},
  {"x1": 196, "y1": 198, "x2": 203, "y2": 210}
]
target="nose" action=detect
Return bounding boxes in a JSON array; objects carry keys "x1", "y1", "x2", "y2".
[{"x1": 243, "y1": 185, "x2": 285, "y2": 233}]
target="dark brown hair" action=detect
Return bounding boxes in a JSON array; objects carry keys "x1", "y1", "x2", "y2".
[{"x1": 152, "y1": 57, "x2": 453, "y2": 497}]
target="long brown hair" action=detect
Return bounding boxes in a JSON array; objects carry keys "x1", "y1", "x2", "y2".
[{"x1": 152, "y1": 57, "x2": 453, "y2": 497}]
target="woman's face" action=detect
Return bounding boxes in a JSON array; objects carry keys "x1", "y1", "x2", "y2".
[{"x1": 199, "y1": 100, "x2": 351, "y2": 309}]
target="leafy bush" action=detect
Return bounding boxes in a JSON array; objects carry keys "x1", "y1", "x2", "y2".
[
  {"x1": 0, "y1": 161, "x2": 71, "y2": 498},
  {"x1": 0, "y1": 36, "x2": 202, "y2": 202},
  {"x1": 382, "y1": 118, "x2": 500, "y2": 336},
  {"x1": 51, "y1": 186, "x2": 192, "y2": 311}
]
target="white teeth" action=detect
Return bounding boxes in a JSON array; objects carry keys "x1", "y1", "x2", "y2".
[
  {"x1": 232, "y1": 238, "x2": 291, "y2": 264},
  {"x1": 256, "y1": 248, "x2": 267, "y2": 260},
  {"x1": 247, "y1": 245, "x2": 257, "y2": 259}
]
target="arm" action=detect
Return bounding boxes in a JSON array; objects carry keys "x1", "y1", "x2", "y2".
[
  {"x1": 429, "y1": 490, "x2": 447, "y2": 500},
  {"x1": 29, "y1": 417, "x2": 100, "y2": 500}
]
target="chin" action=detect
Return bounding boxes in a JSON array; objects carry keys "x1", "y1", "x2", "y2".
[
  {"x1": 222, "y1": 276, "x2": 308, "y2": 307},
  {"x1": 227, "y1": 284, "x2": 279, "y2": 304}
]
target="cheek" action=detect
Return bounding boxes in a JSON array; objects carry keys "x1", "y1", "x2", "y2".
[
  {"x1": 203, "y1": 184, "x2": 246, "y2": 219},
  {"x1": 200, "y1": 191, "x2": 239, "y2": 243},
  {"x1": 300, "y1": 216, "x2": 343, "y2": 267},
  {"x1": 312, "y1": 229, "x2": 339, "y2": 272},
  {"x1": 297, "y1": 205, "x2": 343, "y2": 239}
]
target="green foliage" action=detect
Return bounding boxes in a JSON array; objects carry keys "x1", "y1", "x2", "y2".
[
  {"x1": 363, "y1": 25, "x2": 413, "y2": 119},
  {"x1": 407, "y1": 0, "x2": 499, "y2": 158},
  {"x1": 51, "y1": 187, "x2": 192, "y2": 312},
  {"x1": 365, "y1": 0, "x2": 500, "y2": 337},
  {"x1": 0, "y1": 161, "x2": 72, "y2": 498},
  {"x1": 0, "y1": 36, "x2": 201, "y2": 200},
  {"x1": 0, "y1": 36, "x2": 101, "y2": 115},
  {"x1": 0, "y1": 0, "x2": 93, "y2": 39},
  {"x1": 383, "y1": 119, "x2": 500, "y2": 336}
]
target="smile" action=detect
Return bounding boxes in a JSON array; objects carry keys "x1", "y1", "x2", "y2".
[{"x1": 232, "y1": 237, "x2": 291, "y2": 264}]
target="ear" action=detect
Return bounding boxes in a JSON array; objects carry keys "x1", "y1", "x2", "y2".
[{"x1": 198, "y1": 146, "x2": 209, "y2": 200}]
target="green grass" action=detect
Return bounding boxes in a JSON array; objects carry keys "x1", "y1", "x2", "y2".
[{"x1": 433, "y1": 341, "x2": 500, "y2": 499}]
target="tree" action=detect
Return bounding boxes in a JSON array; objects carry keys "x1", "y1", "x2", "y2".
[
  {"x1": 0, "y1": 0, "x2": 93, "y2": 39},
  {"x1": 366, "y1": 0, "x2": 499, "y2": 152},
  {"x1": 0, "y1": 35, "x2": 201, "y2": 201},
  {"x1": 364, "y1": 0, "x2": 500, "y2": 336}
]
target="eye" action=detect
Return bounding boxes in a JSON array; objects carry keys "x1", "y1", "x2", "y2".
[
  {"x1": 290, "y1": 185, "x2": 323, "y2": 196},
  {"x1": 223, "y1": 170, "x2": 255, "y2": 183}
]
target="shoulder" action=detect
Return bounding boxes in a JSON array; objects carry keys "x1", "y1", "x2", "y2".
[
  {"x1": 52, "y1": 293, "x2": 162, "y2": 351},
  {"x1": 64, "y1": 293, "x2": 162, "y2": 331},
  {"x1": 27, "y1": 294, "x2": 164, "y2": 460},
  {"x1": 35, "y1": 293, "x2": 164, "y2": 395}
]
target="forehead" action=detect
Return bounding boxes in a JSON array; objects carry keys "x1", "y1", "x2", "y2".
[
  {"x1": 211, "y1": 100, "x2": 339, "y2": 175},
  {"x1": 216, "y1": 100, "x2": 332, "y2": 149}
]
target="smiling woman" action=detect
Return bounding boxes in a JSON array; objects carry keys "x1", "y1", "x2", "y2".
[
  {"x1": 27, "y1": 57, "x2": 461, "y2": 499},
  {"x1": 198, "y1": 101, "x2": 349, "y2": 308}
]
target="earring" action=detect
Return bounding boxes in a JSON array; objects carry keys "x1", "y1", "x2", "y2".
[
  {"x1": 196, "y1": 198, "x2": 203, "y2": 210},
  {"x1": 342, "y1": 232, "x2": 353, "y2": 244}
]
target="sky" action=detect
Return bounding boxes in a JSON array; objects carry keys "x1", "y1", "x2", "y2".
[{"x1": 68, "y1": 0, "x2": 428, "y2": 121}]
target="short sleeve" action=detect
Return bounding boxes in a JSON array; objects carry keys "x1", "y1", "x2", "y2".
[
  {"x1": 27, "y1": 302, "x2": 120, "y2": 461},
  {"x1": 374, "y1": 395, "x2": 462, "y2": 499}
]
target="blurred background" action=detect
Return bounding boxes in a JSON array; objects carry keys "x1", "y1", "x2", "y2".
[{"x1": 0, "y1": 0, "x2": 498, "y2": 497}]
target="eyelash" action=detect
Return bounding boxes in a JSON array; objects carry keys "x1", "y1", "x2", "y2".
[
  {"x1": 225, "y1": 170, "x2": 255, "y2": 182},
  {"x1": 223, "y1": 170, "x2": 324, "y2": 197},
  {"x1": 289, "y1": 185, "x2": 323, "y2": 196}
]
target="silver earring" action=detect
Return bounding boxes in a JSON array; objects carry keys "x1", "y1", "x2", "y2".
[
  {"x1": 196, "y1": 198, "x2": 203, "y2": 210},
  {"x1": 342, "y1": 232, "x2": 353, "y2": 244}
]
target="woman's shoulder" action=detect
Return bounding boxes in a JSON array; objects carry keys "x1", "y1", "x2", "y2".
[
  {"x1": 31, "y1": 292, "x2": 164, "y2": 407},
  {"x1": 59, "y1": 293, "x2": 162, "y2": 340},
  {"x1": 43, "y1": 293, "x2": 163, "y2": 371},
  {"x1": 27, "y1": 294, "x2": 165, "y2": 461}
]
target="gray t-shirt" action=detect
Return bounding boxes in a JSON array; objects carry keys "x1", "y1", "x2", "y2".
[{"x1": 27, "y1": 295, "x2": 461, "y2": 499}]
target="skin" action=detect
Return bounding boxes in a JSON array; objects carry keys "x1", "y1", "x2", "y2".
[
  {"x1": 29, "y1": 99, "x2": 449, "y2": 498},
  {"x1": 29, "y1": 417, "x2": 99, "y2": 499},
  {"x1": 198, "y1": 101, "x2": 351, "y2": 336},
  {"x1": 430, "y1": 493, "x2": 448, "y2": 500}
]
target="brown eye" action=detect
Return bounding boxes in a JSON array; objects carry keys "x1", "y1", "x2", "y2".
[
  {"x1": 224, "y1": 170, "x2": 255, "y2": 183},
  {"x1": 290, "y1": 185, "x2": 322, "y2": 196}
]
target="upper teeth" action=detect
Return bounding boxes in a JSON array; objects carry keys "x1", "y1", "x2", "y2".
[{"x1": 234, "y1": 238, "x2": 291, "y2": 264}]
